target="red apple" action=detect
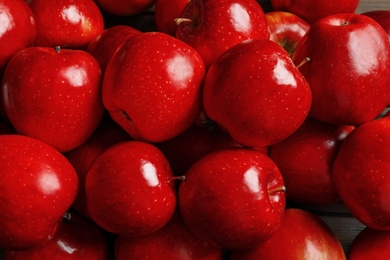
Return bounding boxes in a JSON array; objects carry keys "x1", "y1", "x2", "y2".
[
  {"x1": 175, "y1": 0, "x2": 270, "y2": 68},
  {"x1": 203, "y1": 39, "x2": 312, "y2": 148},
  {"x1": 94, "y1": 0, "x2": 156, "y2": 16},
  {"x1": 0, "y1": 0, "x2": 36, "y2": 70},
  {"x1": 85, "y1": 141, "x2": 177, "y2": 238},
  {"x1": 28, "y1": 0, "x2": 104, "y2": 49},
  {"x1": 178, "y1": 147, "x2": 286, "y2": 249},
  {"x1": 269, "y1": 117, "x2": 355, "y2": 205},
  {"x1": 3, "y1": 212, "x2": 108, "y2": 259},
  {"x1": 230, "y1": 208, "x2": 346, "y2": 259},
  {"x1": 270, "y1": 0, "x2": 359, "y2": 24},
  {"x1": 349, "y1": 227, "x2": 390, "y2": 260},
  {"x1": 86, "y1": 25, "x2": 141, "y2": 71},
  {"x1": 102, "y1": 32, "x2": 205, "y2": 143},
  {"x1": 265, "y1": 11, "x2": 311, "y2": 57},
  {"x1": 154, "y1": 0, "x2": 189, "y2": 36},
  {"x1": 64, "y1": 117, "x2": 131, "y2": 218},
  {"x1": 362, "y1": 10, "x2": 390, "y2": 41},
  {"x1": 0, "y1": 134, "x2": 78, "y2": 250},
  {"x1": 332, "y1": 116, "x2": 390, "y2": 230},
  {"x1": 1, "y1": 46, "x2": 105, "y2": 153},
  {"x1": 114, "y1": 211, "x2": 222, "y2": 259},
  {"x1": 293, "y1": 13, "x2": 390, "y2": 125}
]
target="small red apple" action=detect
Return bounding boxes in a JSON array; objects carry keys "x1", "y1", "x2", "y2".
[
  {"x1": 94, "y1": 0, "x2": 156, "y2": 16},
  {"x1": 178, "y1": 147, "x2": 286, "y2": 249},
  {"x1": 293, "y1": 13, "x2": 390, "y2": 125},
  {"x1": 230, "y1": 208, "x2": 346, "y2": 259},
  {"x1": 203, "y1": 39, "x2": 312, "y2": 148},
  {"x1": 154, "y1": 0, "x2": 189, "y2": 36},
  {"x1": 28, "y1": 0, "x2": 104, "y2": 49},
  {"x1": 0, "y1": 134, "x2": 78, "y2": 250},
  {"x1": 102, "y1": 32, "x2": 205, "y2": 142},
  {"x1": 2, "y1": 46, "x2": 105, "y2": 153},
  {"x1": 332, "y1": 116, "x2": 390, "y2": 230},
  {"x1": 85, "y1": 141, "x2": 177, "y2": 238},
  {"x1": 349, "y1": 226, "x2": 390, "y2": 260}
]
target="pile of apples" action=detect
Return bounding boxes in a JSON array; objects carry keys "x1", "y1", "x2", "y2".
[{"x1": 1, "y1": 0, "x2": 390, "y2": 258}]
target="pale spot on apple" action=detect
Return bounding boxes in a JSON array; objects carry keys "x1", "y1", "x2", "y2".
[
  {"x1": 243, "y1": 166, "x2": 262, "y2": 197},
  {"x1": 37, "y1": 170, "x2": 61, "y2": 195},
  {"x1": 61, "y1": 65, "x2": 87, "y2": 87},
  {"x1": 166, "y1": 55, "x2": 194, "y2": 89},
  {"x1": 61, "y1": 5, "x2": 82, "y2": 24},
  {"x1": 0, "y1": 6, "x2": 14, "y2": 37},
  {"x1": 228, "y1": 3, "x2": 251, "y2": 33},
  {"x1": 141, "y1": 160, "x2": 160, "y2": 187},
  {"x1": 273, "y1": 58, "x2": 297, "y2": 87}
]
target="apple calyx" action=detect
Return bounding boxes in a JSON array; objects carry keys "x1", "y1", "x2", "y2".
[
  {"x1": 62, "y1": 212, "x2": 72, "y2": 222},
  {"x1": 121, "y1": 110, "x2": 132, "y2": 122},
  {"x1": 295, "y1": 57, "x2": 310, "y2": 69}
]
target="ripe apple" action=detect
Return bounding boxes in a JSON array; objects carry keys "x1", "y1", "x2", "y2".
[
  {"x1": 349, "y1": 227, "x2": 390, "y2": 260},
  {"x1": 362, "y1": 10, "x2": 390, "y2": 41},
  {"x1": 178, "y1": 147, "x2": 286, "y2": 249},
  {"x1": 203, "y1": 39, "x2": 312, "y2": 148},
  {"x1": 114, "y1": 211, "x2": 222, "y2": 259},
  {"x1": 154, "y1": 0, "x2": 189, "y2": 36},
  {"x1": 230, "y1": 208, "x2": 346, "y2": 259},
  {"x1": 3, "y1": 212, "x2": 109, "y2": 259},
  {"x1": 0, "y1": 0, "x2": 36, "y2": 71},
  {"x1": 102, "y1": 32, "x2": 205, "y2": 143},
  {"x1": 332, "y1": 116, "x2": 390, "y2": 230},
  {"x1": 265, "y1": 11, "x2": 310, "y2": 57},
  {"x1": 269, "y1": 117, "x2": 355, "y2": 205},
  {"x1": 86, "y1": 25, "x2": 141, "y2": 71},
  {"x1": 64, "y1": 117, "x2": 131, "y2": 218},
  {"x1": 293, "y1": 13, "x2": 390, "y2": 125},
  {"x1": 175, "y1": 0, "x2": 270, "y2": 68},
  {"x1": 85, "y1": 141, "x2": 177, "y2": 238},
  {"x1": 94, "y1": 0, "x2": 156, "y2": 16},
  {"x1": 1, "y1": 46, "x2": 105, "y2": 153},
  {"x1": 270, "y1": 0, "x2": 359, "y2": 24},
  {"x1": 28, "y1": 0, "x2": 104, "y2": 49},
  {"x1": 0, "y1": 134, "x2": 78, "y2": 250}
]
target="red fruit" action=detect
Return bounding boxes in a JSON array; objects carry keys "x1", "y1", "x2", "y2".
[
  {"x1": 94, "y1": 0, "x2": 156, "y2": 16},
  {"x1": 154, "y1": 0, "x2": 189, "y2": 36},
  {"x1": 349, "y1": 227, "x2": 390, "y2": 260}
]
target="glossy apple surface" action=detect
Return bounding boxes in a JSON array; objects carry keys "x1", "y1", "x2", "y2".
[
  {"x1": 94, "y1": 0, "x2": 155, "y2": 16},
  {"x1": 293, "y1": 13, "x2": 390, "y2": 125},
  {"x1": 3, "y1": 212, "x2": 108, "y2": 259},
  {"x1": 2, "y1": 46, "x2": 105, "y2": 152},
  {"x1": 0, "y1": 135, "x2": 78, "y2": 250},
  {"x1": 203, "y1": 39, "x2": 312, "y2": 148},
  {"x1": 178, "y1": 147, "x2": 286, "y2": 249},
  {"x1": 115, "y1": 211, "x2": 222, "y2": 260},
  {"x1": 175, "y1": 0, "x2": 270, "y2": 68},
  {"x1": 270, "y1": 0, "x2": 359, "y2": 24},
  {"x1": 269, "y1": 117, "x2": 355, "y2": 205},
  {"x1": 0, "y1": 0, "x2": 36, "y2": 70},
  {"x1": 266, "y1": 11, "x2": 310, "y2": 57},
  {"x1": 103, "y1": 32, "x2": 205, "y2": 143},
  {"x1": 28, "y1": 0, "x2": 104, "y2": 49},
  {"x1": 230, "y1": 208, "x2": 346, "y2": 259},
  {"x1": 332, "y1": 116, "x2": 390, "y2": 230},
  {"x1": 349, "y1": 227, "x2": 390, "y2": 260},
  {"x1": 154, "y1": 0, "x2": 189, "y2": 36},
  {"x1": 85, "y1": 141, "x2": 177, "y2": 238}
]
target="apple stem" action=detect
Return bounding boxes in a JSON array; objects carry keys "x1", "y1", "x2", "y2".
[
  {"x1": 296, "y1": 57, "x2": 310, "y2": 69},
  {"x1": 170, "y1": 175, "x2": 186, "y2": 182},
  {"x1": 174, "y1": 17, "x2": 193, "y2": 25},
  {"x1": 269, "y1": 185, "x2": 286, "y2": 194},
  {"x1": 55, "y1": 46, "x2": 61, "y2": 53},
  {"x1": 63, "y1": 212, "x2": 72, "y2": 222}
]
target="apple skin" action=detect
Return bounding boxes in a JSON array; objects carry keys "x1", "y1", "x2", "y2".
[
  {"x1": 269, "y1": 117, "x2": 355, "y2": 205},
  {"x1": 0, "y1": 134, "x2": 79, "y2": 250},
  {"x1": 349, "y1": 227, "x2": 390, "y2": 260},
  {"x1": 332, "y1": 116, "x2": 390, "y2": 230},
  {"x1": 64, "y1": 117, "x2": 131, "y2": 218},
  {"x1": 102, "y1": 32, "x2": 205, "y2": 143},
  {"x1": 203, "y1": 39, "x2": 312, "y2": 148},
  {"x1": 270, "y1": 0, "x2": 359, "y2": 24},
  {"x1": 265, "y1": 11, "x2": 310, "y2": 57},
  {"x1": 3, "y1": 212, "x2": 108, "y2": 260},
  {"x1": 85, "y1": 140, "x2": 177, "y2": 238},
  {"x1": 0, "y1": 0, "x2": 36, "y2": 70},
  {"x1": 114, "y1": 211, "x2": 222, "y2": 260},
  {"x1": 230, "y1": 208, "x2": 346, "y2": 260},
  {"x1": 86, "y1": 25, "x2": 141, "y2": 71},
  {"x1": 1, "y1": 46, "x2": 105, "y2": 153},
  {"x1": 175, "y1": 0, "x2": 270, "y2": 68},
  {"x1": 293, "y1": 13, "x2": 390, "y2": 126},
  {"x1": 178, "y1": 147, "x2": 286, "y2": 249},
  {"x1": 28, "y1": 0, "x2": 104, "y2": 49},
  {"x1": 362, "y1": 10, "x2": 390, "y2": 41},
  {"x1": 154, "y1": 0, "x2": 189, "y2": 36},
  {"x1": 94, "y1": 0, "x2": 156, "y2": 16}
]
